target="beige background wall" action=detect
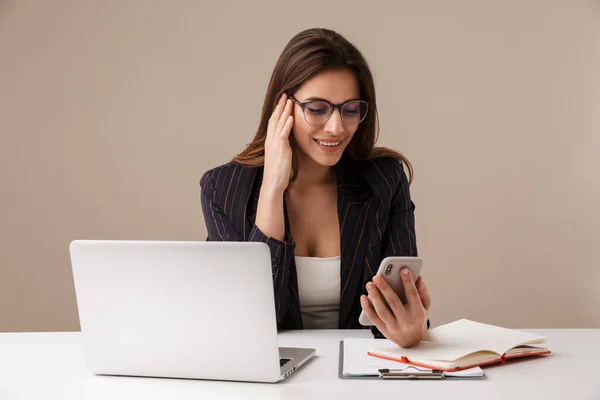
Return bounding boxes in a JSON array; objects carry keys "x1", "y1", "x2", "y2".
[{"x1": 1, "y1": 0, "x2": 599, "y2": 332}]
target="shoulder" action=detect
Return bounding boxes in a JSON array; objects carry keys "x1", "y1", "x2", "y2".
[
  {"x1": 199, "y1": 161, "x2": 261, "y2": 193},
  {"x1": 355, "y1": 156, "x2": 407, "y2": 199},
  {"x1": 361, "y1": 156, "x2": 404, "y2": 180}
]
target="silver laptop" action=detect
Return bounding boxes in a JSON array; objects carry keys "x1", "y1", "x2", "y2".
[{"x1": 69, "y1": 240, "x2": 315, "y2": 383}]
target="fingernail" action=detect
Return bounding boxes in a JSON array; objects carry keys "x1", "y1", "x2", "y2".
[
  {"x1": 373, "y1": 276, "x2": 381, "y2": 285},
  {"x1": 402, "y1": 268, "x2": 409, "y2": 276},
  {"x1": 367, "y1": 282, "x2": 375, "y2": 291},
  {"x1": 360, "y1": 295, "x2": 367, "y2": 304}
]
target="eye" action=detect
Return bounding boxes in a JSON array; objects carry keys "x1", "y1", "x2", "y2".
[
  {"x1": 342, "y1": 102, "x2": 362, "y2": 115},
  {"x1": 305, "y1": 101, "x2": 329, "y2": 115}
]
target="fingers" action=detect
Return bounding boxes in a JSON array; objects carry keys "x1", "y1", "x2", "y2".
[
  {"x1": 372, "y1": 275, "x2": 408, "y2": 320},
  {"x1": 271, "y1": 93, "x2": 287, "y2": 124},
  {"x1": 401, "y1": 268, "x2": 421, "y2": 306},
  {"x1": 280, "y1": 114, "x2": 293, "y2": 138},
  {"x1": 365, "y1": 282, "x2": 396, "y2": 326},
  {"x1": 360, "y1": 295, "x2": 390, "y2": 337},
  {"x1": 277, "y1": 99, "x2": 294, "y2": 138},
  {"x1": 276, "y1": 97, "x2": 293, "y2": 130},
  {"x1": 416, "y1": 276, "x2": 431, "y2": 311},
  {"x1": 268, "y1": 94, "x2": 290, "y2": 139}
]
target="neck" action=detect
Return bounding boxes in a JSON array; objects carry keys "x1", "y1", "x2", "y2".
[{"x1": 290, "y1": 152, "x2": 336, "y2": 189}]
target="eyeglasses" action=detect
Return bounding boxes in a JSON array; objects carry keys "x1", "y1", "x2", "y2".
[{"x1": 288, "y1": 94, "x2": 368, "y2": 126}]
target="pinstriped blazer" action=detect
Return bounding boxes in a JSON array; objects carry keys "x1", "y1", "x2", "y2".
[{"x1": 199, "y1": 155, "x2": 418, "y2": 331}]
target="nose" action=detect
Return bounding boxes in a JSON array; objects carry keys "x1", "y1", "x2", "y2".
[{"x1": 323, "y1": 108, "x2": 344, "y2": 136}]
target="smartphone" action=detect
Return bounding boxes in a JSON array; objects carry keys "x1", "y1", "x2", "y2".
[{"x1": 358, "y1": 256, "x2": 423, "y2": 326}]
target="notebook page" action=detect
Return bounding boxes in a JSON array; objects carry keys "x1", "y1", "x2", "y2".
[
  {"x1": 369, "y1": 319, "x2": 547, "y2": 362},
  {"x1": 426, "y1": 319, "x2": 547, "y2": 356}
]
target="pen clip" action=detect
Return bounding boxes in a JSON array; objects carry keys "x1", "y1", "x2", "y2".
[{"x1": 378, "y1": 368, "x2": 445, "y2": 380}]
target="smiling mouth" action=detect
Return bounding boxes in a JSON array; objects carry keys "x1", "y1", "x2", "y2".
[{"x1": 313, "y1": 138, "x2": 342, "y2": 147}]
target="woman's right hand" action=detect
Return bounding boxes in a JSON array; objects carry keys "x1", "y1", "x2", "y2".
[{"x1": 263, "y1": 93, "x2": 294, "y2": 194}]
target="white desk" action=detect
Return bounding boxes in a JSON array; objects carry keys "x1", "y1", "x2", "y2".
[{"x1": 1, "y1": 329, "x2": 599, "y2": 400}]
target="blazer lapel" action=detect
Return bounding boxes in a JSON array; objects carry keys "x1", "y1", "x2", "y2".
[{"x1": 334, "y1": 161, "x2": 376, "y2": 329}]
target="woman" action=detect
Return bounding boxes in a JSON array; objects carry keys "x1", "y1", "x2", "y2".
[{"x1": 200, "y1": 28, "x2": 431, "y2": 348}]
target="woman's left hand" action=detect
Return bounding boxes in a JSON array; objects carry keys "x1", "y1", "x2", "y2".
[{"x1": 360, "y1": 268, "x2": 431, "y2": 348}]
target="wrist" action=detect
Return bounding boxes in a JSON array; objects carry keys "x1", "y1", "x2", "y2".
[{"x1": 260, "y1": 184, "x2": 285, "y2": 199}]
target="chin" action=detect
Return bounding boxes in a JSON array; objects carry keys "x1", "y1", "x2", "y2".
[
  {"x1": 306, "y1": 149, "x2": 345, "y2": 167},
  {"x1": 313, "y1": 157, "x2": 341, "y2": 167}
]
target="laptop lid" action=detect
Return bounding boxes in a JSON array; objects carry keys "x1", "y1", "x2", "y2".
[{"x1": 70, "y1": 240, "x2": 282, "y2": 382}]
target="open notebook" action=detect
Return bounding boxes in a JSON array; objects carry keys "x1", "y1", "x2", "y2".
[
  {"x1": 368, "y1": 319, "x2": 551, "y2": 372},
  {"x1": 340, "y1": 339, "x2": 485, "y2": 379}
]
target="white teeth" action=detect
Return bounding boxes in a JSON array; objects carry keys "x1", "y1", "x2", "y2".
[{"x1": 316, "y1": 140, "x2": 340, "y2": 147}]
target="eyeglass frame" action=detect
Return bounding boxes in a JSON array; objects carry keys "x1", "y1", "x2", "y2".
[{"x1": 287, "y1": 93, "x2": 369, "y2": 126}]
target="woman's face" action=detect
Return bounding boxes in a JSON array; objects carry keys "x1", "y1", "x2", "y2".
[{"x1": 291, "y1": 68, "x2": 361, "y2": 167}]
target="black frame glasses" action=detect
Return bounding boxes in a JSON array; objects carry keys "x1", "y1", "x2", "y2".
[{"x1": 288, "y1": 94, "x2": 369, "y2": 126}]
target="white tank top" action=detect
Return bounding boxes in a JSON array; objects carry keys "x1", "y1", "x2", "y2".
[{"x1": 294, "y1": 255, "x2": 341, "y2": 329}]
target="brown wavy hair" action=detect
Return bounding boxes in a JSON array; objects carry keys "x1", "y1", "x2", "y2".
[{"x1": 232, "y1": 28, "x2": 413, "y2": 184}]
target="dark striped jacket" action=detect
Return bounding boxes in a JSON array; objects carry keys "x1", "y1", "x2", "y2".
[{"x1": 199, "y1": 155, "x2": 418, "y2": 331}]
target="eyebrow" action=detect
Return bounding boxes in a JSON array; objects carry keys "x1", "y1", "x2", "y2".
[{"x1": 302, "y1": 96, "x2": 361, "y2": 103}]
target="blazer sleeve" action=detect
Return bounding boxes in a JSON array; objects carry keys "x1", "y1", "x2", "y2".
[
  {"x1": 371, "y1": 160, "x2": 429, "y2": 338},
  {"x1": 381, "y1": 160, "x2": 418, "y2": 259},
  {"x1": 199, "y1": 170, "x2": 295, "y2": 326}
]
